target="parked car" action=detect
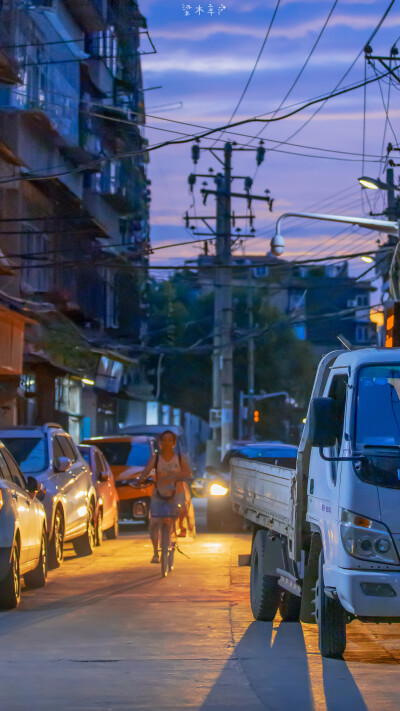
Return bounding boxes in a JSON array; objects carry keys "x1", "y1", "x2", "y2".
[
  {"x1": 0, "y1": 424, "x2": 97, "y2": 568},
  {"x1": 82, "y1": 435, "x2": 157, "y2": 522},
  {"x1": 118, "y1": 424, "x2": 188, "y2": 461},
  {"x1": 0, "y1": 441, "x2": 47, "y2": 609},
  {"x1": 206, "y1": 442, "x2": 298, "y2": 532},
  {"x1": 78, "y1": 444, "x2": 119, "y2": 544}
]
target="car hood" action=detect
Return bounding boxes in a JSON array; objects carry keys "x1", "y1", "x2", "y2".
[{"x1": 111, "y1": 465, "x2": 144, "y2": 482}]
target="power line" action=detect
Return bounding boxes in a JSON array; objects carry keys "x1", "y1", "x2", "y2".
[
  {"x1": 0, "y1": 65, "x2": 396, "y2": 187},
  {"x1": 248, "y1": 0, "x2": 339, "y2": 146},
  {"x1": 250, "y1": 0, "x2": 398, "y2": 164},
  {"x1": 212, "y1": 0, "x2": 281, "y2": 146}
]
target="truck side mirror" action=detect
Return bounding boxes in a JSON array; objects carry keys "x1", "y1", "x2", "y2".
[{"x1": 309, "y1": 397, "x2": 337, "y2": 448}]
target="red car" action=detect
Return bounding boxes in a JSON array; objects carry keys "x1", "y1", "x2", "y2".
[{"x1": 78, "y1": 444, "x2": 119, "y2": 545}]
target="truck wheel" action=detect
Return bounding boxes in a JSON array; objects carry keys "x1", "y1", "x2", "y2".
[
  {"x1": 279, "y1": 591, "x2": 301, "y2": 622},
  {"x1": 250, "y1": 530, "x2": 280, "y2": 621},
  {"x1": 314, "y1": 551, "x2": 347, "y2": 658}
]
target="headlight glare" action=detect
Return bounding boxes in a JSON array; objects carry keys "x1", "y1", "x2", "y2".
[
  {"x1": 340, "y1": 509, "x2": 398, "y2": 564},
  {"x1": 210, "y1": 483, "x2": 229, "y2": 496}
]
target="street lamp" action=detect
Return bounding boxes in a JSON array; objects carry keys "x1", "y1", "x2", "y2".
[
  {"x1": 358, "y1": 176, "x2": 399, "y2": 192},
  {"x1": 270, "y1": 212, "x2": 398, "y2": 257}
]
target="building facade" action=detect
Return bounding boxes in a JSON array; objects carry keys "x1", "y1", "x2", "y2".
[{"x1": 0, "y1": 0, "x2": 152, "y2": 435}]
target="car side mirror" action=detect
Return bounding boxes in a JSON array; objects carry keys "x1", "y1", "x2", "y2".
[
  {"x1": 98, "y1": 472, "x2": 108, "y2": 483},
  {"x1": 27, "y1": 475, "x2": 39, "y2": 493},
  {"x1": 309, "y1": 397, "x2": 337, "y2": 448},
  {"x1": 55, "y1": 456, "x2": 71, "y2": 473}
]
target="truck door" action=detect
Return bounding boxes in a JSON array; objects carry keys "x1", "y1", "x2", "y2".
[{"x1": 308, "y1": 372, "x2": 347, "y2": 556}]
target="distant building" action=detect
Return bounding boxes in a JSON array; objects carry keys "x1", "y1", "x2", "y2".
[{"x1": 185, "y1": 253, "x2": 377, "y2": 357}]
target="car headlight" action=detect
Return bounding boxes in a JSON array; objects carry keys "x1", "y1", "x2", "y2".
[
  {"x1": 210, "y1": 483, "x2": 229, "y2": 496},
  {"x1": 340, "y1": 509, "x2": 399, "y2": 565}
]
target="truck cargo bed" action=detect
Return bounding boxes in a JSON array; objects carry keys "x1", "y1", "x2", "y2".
[{"x1": 230, "y1": 457, "x2": 297, "y2": 538}]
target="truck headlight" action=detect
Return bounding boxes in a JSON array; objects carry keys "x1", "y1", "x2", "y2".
[
  {"x1": 210, "y1": 483, "x2": 229, "y2": 496},
  {"x1": 340, "y1": 509, "x2": 399, "y2": 565}
]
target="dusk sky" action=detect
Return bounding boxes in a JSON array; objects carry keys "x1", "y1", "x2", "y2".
[{"x1": 139, "y1": 0, "x2": 400, "y2": 272}]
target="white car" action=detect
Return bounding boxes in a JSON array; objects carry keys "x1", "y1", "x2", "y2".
[
  {"x1": 0, "y1": 441, "x2": 47, "y2": 609},
  {"x1": 0, "y1": 424, "x2": 97, "y2": 569}
]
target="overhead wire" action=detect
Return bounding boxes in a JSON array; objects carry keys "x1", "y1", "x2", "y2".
[
  {"x1": 0, "y1": 66, "x2": 396, "y2": 188},
  {"x1": 248, "y1": 0, "x2": 339, "y2": 149},
  {"x1": 248, "y1": 0, "x2": 398, "y2": 167},
  {"x1": 212, "y1": 0, "x2": 281, "y2": 147}
]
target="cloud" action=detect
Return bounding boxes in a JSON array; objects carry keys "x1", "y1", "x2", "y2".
[
  {"x1": 143, "y1": 49, "x2": 356, "y2": 75},
  {"x1": 148, "y1": 13, "x2": 400, "y2": 42}
]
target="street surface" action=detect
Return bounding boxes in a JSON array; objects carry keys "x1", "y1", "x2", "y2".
[{"x1": 2, "y1": 500, "x2": 400, "y2": 711}]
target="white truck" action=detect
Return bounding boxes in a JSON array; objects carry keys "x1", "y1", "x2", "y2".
[{"x1": 231, "y1": 347, "x2": 400, "y2": 658}]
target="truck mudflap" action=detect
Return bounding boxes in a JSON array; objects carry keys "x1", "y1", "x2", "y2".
[{"x1": 300, "y1": 533, "x2": 321, "y2": 624}]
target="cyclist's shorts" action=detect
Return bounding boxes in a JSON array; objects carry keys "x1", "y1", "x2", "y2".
[{"x1": 150, "y1": 498, "x2": 181, "y2": 519}]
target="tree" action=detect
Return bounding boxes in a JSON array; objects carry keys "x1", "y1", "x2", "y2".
[{"x1": 145, "y1": 273, "x2": 316, "y2": 439}]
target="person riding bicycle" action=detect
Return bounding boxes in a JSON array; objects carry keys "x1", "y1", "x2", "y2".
[{"x1": 139, "y1": 430, "x2": 194, "y2": 564}]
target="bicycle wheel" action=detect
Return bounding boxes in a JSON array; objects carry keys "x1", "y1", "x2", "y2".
[{"x1": 161, "y1": 522, "x2": 170, "y2": 578}]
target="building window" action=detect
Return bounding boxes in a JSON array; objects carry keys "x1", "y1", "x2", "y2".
[
  {"x1": 21, "y1": 229, "x2": 49, "y2": 293},
  {"x1": 356, "y1": 293, "x2": 369, "y2": 307},
  {"x1": 355, "y1": 325, "x2": 370, "y2": 344}
]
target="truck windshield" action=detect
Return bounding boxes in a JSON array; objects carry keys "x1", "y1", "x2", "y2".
[{"x1": 356, "y1": 365, "x2": 400, "y2": 449}]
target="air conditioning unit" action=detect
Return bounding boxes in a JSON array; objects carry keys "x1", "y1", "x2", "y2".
[{"x1": 347, "y1": 299, "x2": 357, "y2": 308}]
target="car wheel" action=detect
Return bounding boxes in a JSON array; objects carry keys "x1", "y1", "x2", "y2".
[
  {"x1": 48, "y1": 508, "x2": 64, "y2": 569},
  {"x1": 104, "y1": 515, "x2": 119, "y2": 540},
  {"x1": 0, "y1": 543, "x2": 21, "y2": 609},
  {"x1": 24, "y1": 529, "x2": 47, "y2": 589},
  {"x1": 95, "y1": 508, "x2": 103, "y2": 547},
  {"x1": 73, "y1": 503, "x2": 95, "y2": 557}
]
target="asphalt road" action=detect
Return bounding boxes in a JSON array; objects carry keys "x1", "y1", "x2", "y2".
[{"x1": 2, "y1": 500, "x2": 400, "y2": 711}]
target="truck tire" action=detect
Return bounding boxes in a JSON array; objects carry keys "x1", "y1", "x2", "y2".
[
  {"x1": 315, "y1": 551, "x2": 347, "y2": 658},
  {"x1": 279, "y1": 591, "x2": 301, "y2": 622},
  {"x1": 250, "y1": 530, "x2": 280, "y2": 621}
]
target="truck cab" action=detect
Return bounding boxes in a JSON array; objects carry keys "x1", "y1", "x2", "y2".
[{"x1": 308, "y1": 348, "x2": 400, "y2": 621}]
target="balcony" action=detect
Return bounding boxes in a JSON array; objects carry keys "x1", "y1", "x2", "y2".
[{"x1": 63, "y1": 0, "x2": 106, "y2": 32}]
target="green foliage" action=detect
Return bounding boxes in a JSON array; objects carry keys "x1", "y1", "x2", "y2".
[{"x1": 146, "y1": 273, "x2": 317, "y2": 436}]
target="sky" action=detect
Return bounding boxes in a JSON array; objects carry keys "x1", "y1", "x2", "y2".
[{"x1": 139, "y1": 0, "x2": 400, "y2": 274}]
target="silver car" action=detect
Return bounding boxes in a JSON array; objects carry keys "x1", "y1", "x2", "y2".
[
  {"x1": 0, "y1": 441, "x2": 47, "y2": 609},
  {"x1": 0, "y1": 424, "x2": 97, "y2": 569}
]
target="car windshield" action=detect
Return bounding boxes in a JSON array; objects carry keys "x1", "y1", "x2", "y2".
[
  {"x1": 356, "y1": 365, "x2": 400, "y2": 449},
  {"x1": 93, "y1": 441, "x2": 151, "y2": 466},
  {"x1": 1, "y1": 437, "x2": 48, "y2": 473}
]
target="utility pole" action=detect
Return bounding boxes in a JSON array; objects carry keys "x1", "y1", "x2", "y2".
[
  {"x1": 246, "y1": 271, "x2": 255, "y2": 439},
  {"x1": 186, "y1": 140, "x2": 272, "y2": 464}
]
